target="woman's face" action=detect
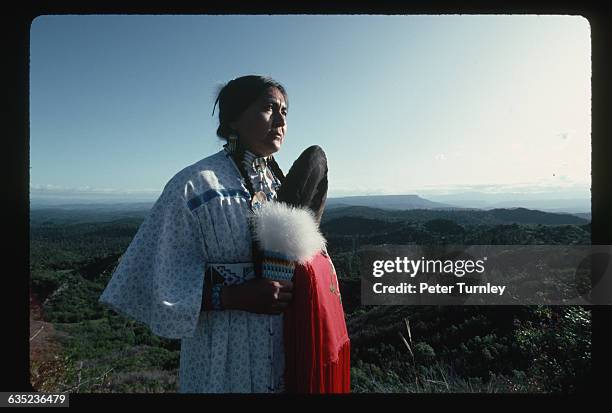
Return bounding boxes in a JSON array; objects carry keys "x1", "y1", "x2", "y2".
[{"x1": 230, "y1": 87, "x2": 288, "y2": 157}]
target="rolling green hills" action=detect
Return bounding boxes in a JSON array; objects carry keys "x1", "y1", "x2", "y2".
[{"x1": 29, "y1": 204, "x2": 591, "y2": 393}]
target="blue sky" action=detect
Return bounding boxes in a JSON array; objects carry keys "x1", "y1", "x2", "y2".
[{"x1": 30, "y1": 15, "x2": 591, "y2": 201}]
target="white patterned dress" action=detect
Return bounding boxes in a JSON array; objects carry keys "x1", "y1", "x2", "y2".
[{"x1": 99, "y1": 148, "x2": 285, "y2": 393}]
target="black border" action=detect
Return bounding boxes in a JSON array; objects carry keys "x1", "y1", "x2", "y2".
[{"x1": 8, "y1": 0, "x2": 610, "y2": 405}]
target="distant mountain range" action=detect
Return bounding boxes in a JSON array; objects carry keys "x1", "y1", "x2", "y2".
[
  {"x1": 29, "y1": 193, "x2": 592, "y2": 226},
  {"x1": 325, "y1": 193, "x2": 589, "y2": 215},
  {"x1": 326, "y1": 195, "x2": 457, "y2": 210},
  {"x1": 321, "y1": 206, "x2": 588, "y2": 227},
  {"x1": 31, "y1": 191, "x2": 590, "y2": 212},
  {"x1": 30, "y1": 205, "x2": 589, "y2": 229},
  {"x1": 29, "y1": 204, "x2": 152, "y2": 226},
  {"x1": 423, "y1": 191, "x2": 590, "y2": 214}
]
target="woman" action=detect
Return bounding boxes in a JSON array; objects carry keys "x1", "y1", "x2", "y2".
[
  {"x1": 100, "y1": 75, "x2": 294, "y2": 393},
  {"x1": 100, "y1": 76, "x2": 347, "y2": 393}
]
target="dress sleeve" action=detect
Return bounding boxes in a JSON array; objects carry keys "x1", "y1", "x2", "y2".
[{"x1": 99, "y1": 185, "x2": 207, "y2": 339}]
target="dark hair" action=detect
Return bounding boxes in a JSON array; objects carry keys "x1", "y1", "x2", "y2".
[{"x1": 213, "y1": 75, "x2": 289, "y2": 140}]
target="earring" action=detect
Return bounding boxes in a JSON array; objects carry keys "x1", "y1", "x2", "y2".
[{"x1": 227, "y1": 133, "x2": 238, "y2": 154}]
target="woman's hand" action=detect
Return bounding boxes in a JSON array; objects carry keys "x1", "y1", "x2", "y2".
[{"x1": 222, "y1": 278, "x2": 293, "y2": 314}]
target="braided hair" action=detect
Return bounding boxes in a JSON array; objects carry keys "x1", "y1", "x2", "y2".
[{"x1": 212, "y1": 75, "x2": 289, "y2": 276}]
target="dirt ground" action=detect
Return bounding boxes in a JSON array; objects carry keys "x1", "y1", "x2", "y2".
[{"x1": 29, "y1": 292, "x2": 66, "y2": 391}]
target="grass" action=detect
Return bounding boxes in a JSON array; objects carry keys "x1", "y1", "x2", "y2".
[{"x1": 350, "y1": 316, "x2": 543, "y2": 393}]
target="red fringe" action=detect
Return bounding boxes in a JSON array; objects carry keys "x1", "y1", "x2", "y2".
[
  {"x1": 318, "y1": 340, "x2": 351, "y2": 394},
  {"x1": 285, "y1": 338, "x2": 351, "y2": 394},
  {"x1": 284, "y1": 253, "x2": 351, "y2": 394}
]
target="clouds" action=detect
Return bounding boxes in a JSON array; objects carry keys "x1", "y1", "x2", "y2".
[
  {"x1": 30, "y1": 184, "x2": 160, "y2": 198},
  {"x1": 416, "y1": 180, "x2": 590, "y2": 196}
]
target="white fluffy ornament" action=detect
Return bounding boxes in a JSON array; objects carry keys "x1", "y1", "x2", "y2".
[{"x1": 250, "y1": 201, "x2": 326, "y2": 265}]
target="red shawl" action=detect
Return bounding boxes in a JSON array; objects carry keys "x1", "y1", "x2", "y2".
[{"x1": 284, "y1": 251, "x2": 351, "y2": 393}]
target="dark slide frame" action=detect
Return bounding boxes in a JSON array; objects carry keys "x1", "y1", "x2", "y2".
[{"x1": 7, "y1": 0, "x2": 611, "y2": 405}]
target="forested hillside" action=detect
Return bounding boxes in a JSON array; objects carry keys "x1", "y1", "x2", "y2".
[{"x1": 29, "y1": 206, "x2": 591, "y2": 393}]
